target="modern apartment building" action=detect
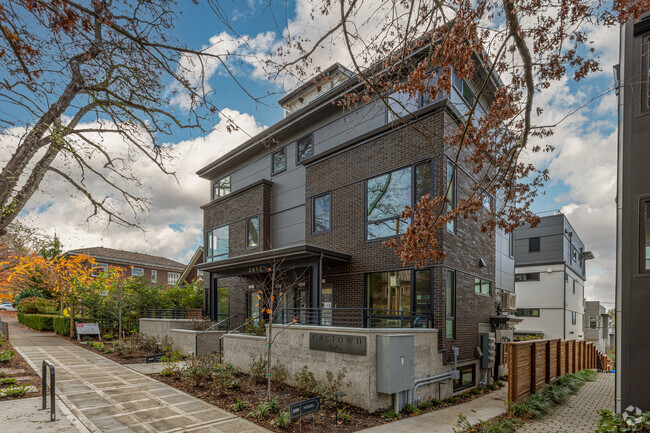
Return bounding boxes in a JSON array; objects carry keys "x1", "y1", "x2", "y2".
[
  {"x1": 513, "y1": 213, "x2": 593, "y2": 340},
  {"x1": 196, "y1": 60, "x2": 516, "y2": 394},
  {"x1": 583, "y1": 301, "x2": 610, "y2": 353},
  {"x1": 616, "y1": 13, "x2": 650, "y2": 412}
]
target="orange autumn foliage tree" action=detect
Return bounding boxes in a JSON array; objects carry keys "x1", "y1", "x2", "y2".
[{"x1": 8, "y1": 253, "x2": 97, "y2": 337}]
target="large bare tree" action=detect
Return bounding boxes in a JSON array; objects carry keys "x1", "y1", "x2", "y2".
[{"x1": 0, "y1": 0, "x2": 258, "y2": 237}]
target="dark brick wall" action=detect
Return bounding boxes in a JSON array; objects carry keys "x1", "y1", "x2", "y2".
[
  {"x1": 92, "y1": 261, "x2": 182, "y2": 288},
  {"x1": 202, "y1": 181, "x2": 272, "y2": 259}
]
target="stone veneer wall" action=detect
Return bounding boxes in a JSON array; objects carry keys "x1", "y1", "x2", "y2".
[{"x1": 222, "y1": 324, "x2": 451, "y2": 412}]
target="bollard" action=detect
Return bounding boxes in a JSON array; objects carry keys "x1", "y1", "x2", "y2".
[{"x1": 41, "y1": 360, "x2": 56, "y2": 421}]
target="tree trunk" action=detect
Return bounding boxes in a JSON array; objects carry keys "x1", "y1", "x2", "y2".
[{"x1": 69, "y1": 301, "x2": 75, "y2": 338}]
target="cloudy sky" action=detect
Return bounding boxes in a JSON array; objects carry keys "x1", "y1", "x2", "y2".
[{"x1": 5, "y1": 1, "x2": 618, "y2": 307}]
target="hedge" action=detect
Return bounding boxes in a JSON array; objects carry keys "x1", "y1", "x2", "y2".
[
  {"x1": 17, "y1": 313, "x2": 56, "y2": 331},
  {"x1": 53, "y1": 316, "x2": 70, "y2": 335}
]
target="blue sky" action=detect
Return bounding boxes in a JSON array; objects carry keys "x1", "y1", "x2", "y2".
[{"x1": 7, "y1": 1, "x2": 619, "y2": 306}]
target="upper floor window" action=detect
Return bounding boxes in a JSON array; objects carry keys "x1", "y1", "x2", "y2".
[
  {"x1": 247, "y1": 216, "x2": 260, "y2": 248},
  {"x1": 641, "y1": 199, "x2": 650, "y2": 272},
  {"x1": 474, "y1": 278, "x2": 491, "y2": 295},
  {"x1": 643, "y1": 34, "x2": 649, "y2": 113},
  {"x1": 168, "y1": 272, "x2": 180, "y2": 286},
  {"x1": 312, "y1": 192, "x2": 332, "y2": 234},
  {"x1": 131, "y1": 267, "x2": 144, "y2": 277},
  {"x1": 515, "y1": 308, "x2": 540, "y2": 317},
  {"x1": 151, "y1": 269, "x2": 157, "y2": 283},
  {"x1": 296, "y1": 134, "x2": 313, "y2": 163},
  {"x1": 212, "y1": 176, "x2": 231, "y2": 200},
  {"x1": 529, "y1": 237, "x2": 540, "y2": 252},
  {"x1": 508, "y1": 232, "x2": 515, "y2": 258},
  {"x1": 482, "y1": 191, "x2": 493, "y2": 211},
  {"x1": 515, "y1": 272, "x2": 540, "y2": 282},
  {"x1": 446, "y1": 270, "x2": 456, "y2": 339},
  {"x1": 573, "y1": 279, "x2": 576, "y2": 295},
  {"x1": 272, "y1": 147, "x2": 286, "y2": 175},
  {"x1": 446, "y1": 161, "x2": 456, "y2": 233},
  {"x1": 365, "y1": 161, "x2": 432, "y2": 240},
  {"x1": 91, "y1": 263, "x2": 108, "y2": 277},
  {"x1": 571, "y1": 311, "x2": 577, "y2": 325},
  {"x1": 207, "y1": 225, "x2": 229, "y2": 261},
  {"x1": 589, "y1": 316, "x2": 598, "y2": 329}
]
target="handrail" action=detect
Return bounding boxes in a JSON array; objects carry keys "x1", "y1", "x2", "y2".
[
  {"x1": 218, "y1": 313, "x2": 263, "y2": 363},
  {"x1": 41, "y1": 360, "x2": 56, "y2": 421},
  {"x1": 194, "y1": 313, "x2": 238, "y2": 357}
]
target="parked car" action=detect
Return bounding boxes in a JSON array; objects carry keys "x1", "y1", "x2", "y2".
[{"x1": 0, "y1": 303, "x2": 16, "y2": 312}]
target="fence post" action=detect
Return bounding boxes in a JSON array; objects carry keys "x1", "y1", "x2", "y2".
[
  {"x1": 508, "y1": 343, "x2": 517, "y2": 403},
  {"x1": 529, "y1": 342, "x2": 536, "y2": 395}
]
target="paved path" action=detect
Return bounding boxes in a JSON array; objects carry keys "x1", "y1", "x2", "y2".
[
  {"x1": 6, "y1": 316, "x2": 270, "y2": 433},
  {"x1": 518, "y1": 373, "x2": 614, "y2": 433},
  {"x1": 0, "y1": 397, "x2": 81, "y2": 433},
  {"x1": 359, "y1": 386, "x2": 508, "y2": 433}
]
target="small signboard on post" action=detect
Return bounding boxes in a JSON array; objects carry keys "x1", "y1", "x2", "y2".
[
  {"x1": 289, "y1": 397, "x2": 321, "y2": 420},
  {"x1": 76, "y1": 323, "x2": 101, "y2": 341}
]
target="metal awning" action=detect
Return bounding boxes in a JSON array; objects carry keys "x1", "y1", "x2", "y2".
[{"x1": 197, "y1": 244, "x2": 350, "y2": 274}]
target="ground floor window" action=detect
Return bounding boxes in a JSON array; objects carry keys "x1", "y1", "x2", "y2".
[
  {"x1": 366, "y1": 269, "x2": 432, "y2": 326},
  {"x1": 453, "y1": 364, "x2": 476, "y2": 391},
  {"x1": 216, "y1": 286, "x2": 229, "y2": 320}
]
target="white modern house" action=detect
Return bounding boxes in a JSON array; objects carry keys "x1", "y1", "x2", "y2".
[
  {"x1": 583, "y1": 300, "x2": 610, "y2": 353},
  {"x1": 513, "y1": 213, "x2": 594, "y2": 340}
]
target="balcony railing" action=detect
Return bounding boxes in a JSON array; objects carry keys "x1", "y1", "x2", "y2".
[
  {"x1": 278, "y1": 307, "x2": 432, "y2": 328},
  {"x1": 146, "y1": 309, "x2": 203, "y2": 320}
]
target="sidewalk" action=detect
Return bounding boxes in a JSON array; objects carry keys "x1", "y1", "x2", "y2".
[
  {"x1": 517, "y1": 373, "x2": 614, "y2": 433},
  {"x1": 358, "y1": 386, "x2": 508, "y2": 433},
  {"x1": 5, "y1": 316, "x2": 270, "y2": 433}
]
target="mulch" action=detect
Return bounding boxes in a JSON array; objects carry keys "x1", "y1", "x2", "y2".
[{"x1": 68, "y1": 338, "x2": 154, "y2": 364}]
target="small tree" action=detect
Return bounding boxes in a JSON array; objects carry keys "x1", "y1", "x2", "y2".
[{"x1": 248, "y1": 259, "x2": 307, "y2": 401}]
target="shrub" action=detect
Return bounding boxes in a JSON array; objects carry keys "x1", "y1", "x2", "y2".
[
  {"x1": 268, "y1": 396, "x2": 279, "y2": 412},
  {"x1": 0, "y1": 371, "x2": 5, "y2": 378},
  {"x1": 12, "y1": 289, "x2": 44, "y2": 307},
  {"x1": 321, "y1": 368, "x2": 349, "y2": 408},
  {"x1": 17, "y1": 297, "x2": 56, "y2": 314},
  {"x1": 0, "y1": 350, "x2": 14, "y2": 362},
  {"x1": 294, "y1": 365, "x2": 319, "y2": 395},
  {"x1": 337, "y1": 407, "x2": 352, "y2": 424},
  {"x1": 181, "y1": 355, "x2": 219, "y2": 385},
  {"x1": 92, "y1": 342, "x2": 105, "y2": 352},
  {"x1": 249, "y1": 402, "x2": 271, "y2": 421},
  {"x1": 431, "y1": 398, "x2": 444, "y2": 406},
  {"x1": 53, "y1": 316, "x2": 69, "y2": 335},
  {"x1": 405, "y1": 404, "x2": 420, "y2": 414},
  {"x1": 487, "y1": 383, "x2": 499, "y2": 391},
  {"x1": 17, "y1": 313, "x2": 55, "y2": 331},
  {"x1": 470, "y1": 387, "x2": 483, "y2": 395},
  {"x1": 103, "y1": 333, "x2": 114, "y2": 341},
  {"x1": 213, "y1": 365, "x2": 241, "y2": 390},
  {"x1": 1, "y1": 385, "x2": 29, "y2": 397},
  {"x1": 0, "y1": 378, "x2": 17, "y2": 385},
  {"x1": 244, "y1": 318, "x2": 266, "y2": 336},
  {"x1": 382, "y1": 410, "x2": 400, "y2": 420},
  {"x1": 273, "y1": 411, "x2": 290, "y2": 429},
  {"x1": 249, "y1": 353, "x2": 268, "y2": 384},
  {"x1": 113, "y1": 333, "x2": 159, "y2": 354},
  {"x1": 446, "y1": 396, "x2": 459, "y2": 404},
  {"x1": 419, "y1": 401, "x2": 433, "y2": 410},
  {"x1": 271, "y1": 362, "x2": 289, "y2": 385},
  {"x1": 231, "y1": 397, "x2": 249, "y2": 411},
  {"x1": 495, "y1": 381, "x2": 505, "y2": 387},
  {"x1": 160, "y1": 350, "x2": 183, "y2": 377},
  {"x1": 597, "y1": 409, "x2": 650, "y2": 433}
]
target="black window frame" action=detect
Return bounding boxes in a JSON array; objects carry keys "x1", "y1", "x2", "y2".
[
  {"x1": 446, "y1": 160, "x2": 456, "y2": 233},
  {"x1": 312, "y1": 192, "x2": 332, "y2": 235},
  {"x1": 642, "y1": 34, "x2": 650, "y2": 113},
  {"x1": 446, "y1": 269, "x2": 456, "y2": 339},
  {"x1": 515, "y1": 272, "x2": 541, "y2": 282},
  {"x1": 295, "y1": 134, "x2": 314, "y2": 164},
  {"x1": 206, "y1": 224, "x2": 230, "y2": 262},
  {"x1": 515, "y1": 308, "x2": 540, "y2": 317},
  {"x1": 474, "y1": 277, "x2": 492, "y2": 296},
  {"x1": 641, "y1": 199, "x2": 650, "y2": 273},
  {"x1": 271, "y1": 147, "x2": 287, "y2": 176},
  {"x1": 364, "y1": 159, "x2": 434, "y2": 241},
  {"x1": 508, "y1": 232, "x2": 515, "y2": 258},
  {"x1": 211, "y1": 176, "x2": 231, "y2": 200},
  {"x1": 246, "y1": 215, "x2": 260, "y2": 249},
  {"x1": 453, "y1": 364, "x2": 476, "y2": 391},
  {"x1": 529, "y1": 237, "x2": 541, "y2": 252}
]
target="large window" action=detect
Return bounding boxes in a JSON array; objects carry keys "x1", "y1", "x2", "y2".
[
  {"x1": 515, "y1": 308, "x2": 540, "y2": 317},
  {"x1": 529, "y1": 237, "x2": 541, "y2": 252},
  {"x1": 247, "y1": 216, "x2": 260, "y2": 248},
  {"x1": 312, "y1": 192, "x2": 332, "y2": 234},
  {"x1": 212, "y1": 176, "x2": 231, "y2": 200},
  {"x1": 216, "y1": 286, "x2": 229, "y2": 319},
  {"x1": 365, "y1": 161, "x2": 432, "y2": 240},
  {"x1": 446, "y1": 270, "x2": 456, "y2": 339},
  {"x1": 474, "y1": 278, "x2": 491, "y2": 295},
  {"x1": 446, "y1": 161, "x2": 456, "y2": 232},
  {"x1": 168, "y1": 272, "x2": 180, "y2": 285},
  {"x1": 453, "y1": 364, "x2": 475, "y2": 391},
  {"x1": 366, "y1": 269, "x2": 432, "y2": 324},
  {"x1": 515, "y1": 272, "x2": 540, "y2": 282},
  {"x1": 207, "y1": 225, "x2": 229, "y2": 261},
  {"x1": 296, "y1": 134, "x2": 313, "y2": 163},
  {"x1": 271, "y1": 147, "x2": 286, "y2": 175}
]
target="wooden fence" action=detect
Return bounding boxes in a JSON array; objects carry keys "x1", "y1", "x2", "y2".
[{"x1": 507, "y1": 339, "x2": 609, "y2": 402}]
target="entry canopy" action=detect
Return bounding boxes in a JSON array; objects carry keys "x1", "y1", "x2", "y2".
[{"x1": 197, "y1": 244, "x2": 350, "y2": 276}]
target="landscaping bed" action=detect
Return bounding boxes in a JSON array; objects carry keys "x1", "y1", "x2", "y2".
[
  {"x1": 148, "y1": 354, "x2": 507, "y2": 433},
  {"x1": 0, "y1": 333, "x2": 41, "y2": 400},
  {"x1": 69, "y1": 333, "x2": 171, "y2": 365}
]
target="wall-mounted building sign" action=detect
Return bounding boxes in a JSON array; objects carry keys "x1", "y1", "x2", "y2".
[{"x1": 309, "y1": 332, "x2": 367, "y2": 356}]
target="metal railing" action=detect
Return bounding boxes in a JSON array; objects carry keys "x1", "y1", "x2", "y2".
[
  {"x1": 146, "y1": 309, "x2": 203, "y2": 320},
  {"x1": 41, "y1": 360, "x2": 55, "y2": 421},
  {"x1": 194, "y1": 313, "x2": 238, "y2": 357},
  {"x1": 278, "y1": 307, "x2": 432, "y2": 328}
]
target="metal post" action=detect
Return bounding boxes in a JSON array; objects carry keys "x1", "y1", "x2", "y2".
[{"x1": 41, "y1": 360, "x2": 56, "y2": 421}]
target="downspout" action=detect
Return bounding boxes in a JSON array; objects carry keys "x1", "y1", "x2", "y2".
[{"x1": 563, "y1": 263, "x2": 567, "y2": 340}]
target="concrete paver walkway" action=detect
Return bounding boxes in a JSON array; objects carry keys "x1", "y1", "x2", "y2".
[
  {"x1": 6, "y1": 316, "x2": 270, "y2": 433},
  {"x1": 0, "y1": 397, "x2": 81, "y2": 433},
  {"x1": 517, "y1": 373, "x2": 614, "y2": 433},
  {"x1": 359, "y1": 386, "x2": 508, "y2": 433}
]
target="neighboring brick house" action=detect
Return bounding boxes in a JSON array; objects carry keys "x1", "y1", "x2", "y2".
[
  {"x1": 197, "y1": 62, "x2": 515, "y2": 393},
  {"x1": 66, "y1": 247, "x2": 193, "y2": 287}
]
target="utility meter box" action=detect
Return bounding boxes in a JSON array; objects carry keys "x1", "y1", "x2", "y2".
[{"x1": 376, "y1": 334, "x2": 415, "y2": 394}]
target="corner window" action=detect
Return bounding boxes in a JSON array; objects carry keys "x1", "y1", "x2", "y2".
[
  {"x1": 151, "y1": 269, "x2": 157, "y2": 283},
  {"x1": 247, "y1": 216, "x2": 260, "y2": 248},
  {"x1": 207, "y1": 225, "x2": 229, "y2": 261},
  {"x1": 366, "y1": 269, "x2": 432, "y2": 326},
  {"x1": 312, "y1": 192, "x2": 332, "y2": 234},
  {"x1": 168, "y1": 272, "x2": 180, "y2": 285},
  {"x1": 529, "y1": 237, "x2": 540, "y2": 252},
  {"x1": 515, "y1": 308, "x2": 540, "y2": 317},
  {"x1": 91, "y1": 263, "x2": 108, "y2": 277},
  {"x1": 446, "y1": 161, "x2": 456, "y2": 233},
  {"x1": 296, "y1": 134, "x2": 313, "y2": 163},
  {"x1": 515, "y1": 272, "x2": 540, "y2": 282},
  {"x1": 453, "y1": 364, "x2": 475, "y2": 391},
  {"x1": 131, "y1": 267, "x2": 144, "y2": 277},
  {"x1": 271, "y1": 147, "x2": 286, "y2": 175},
  {"x1": 474, "y1": 278, "x2": 491, "y2": 295},
  {"x1": 212, "y1": 176, "x2": 231, "y2": 200},
  {"x1": 446, "y1": 270, "x2": 456, "y2": 339}
]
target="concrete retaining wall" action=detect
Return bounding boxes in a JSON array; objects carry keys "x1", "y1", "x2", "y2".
[
  {"x1": 222, "y1": 325, "x2": 450, "y2": 412},
  {"x1": 139, "y1": 318, "x2": 195, "y2": 340},
  {"x1": 169, "y1": 329, "x2": 225, "y2": 357}
]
